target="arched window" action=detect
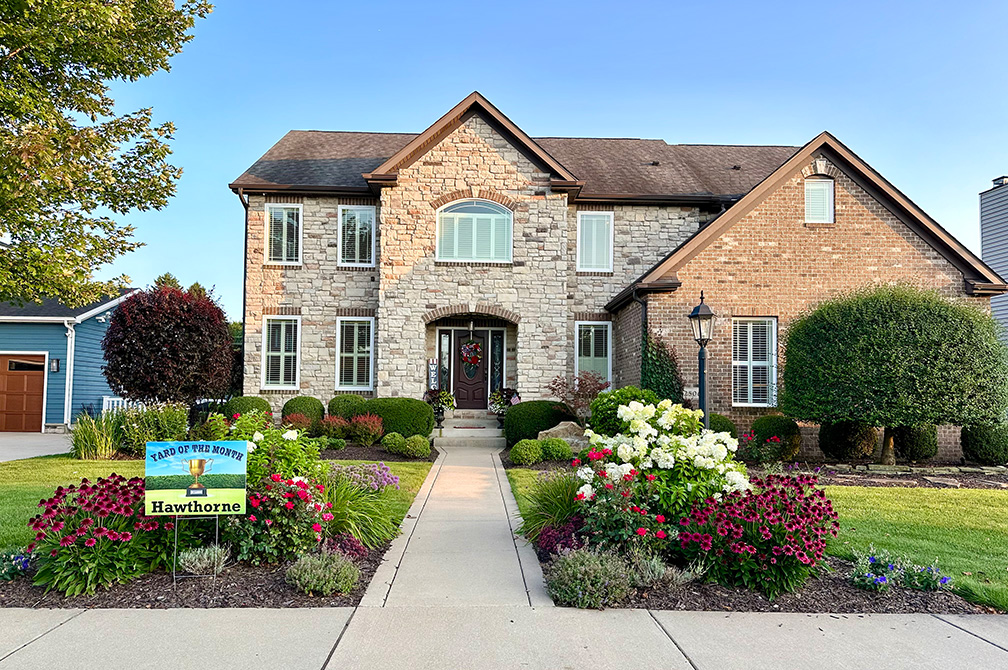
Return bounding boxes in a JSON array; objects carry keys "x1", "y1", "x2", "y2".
[
  {"x1": 436, "y1": 199, "x2": 513, "y2": 263},
  {"x1": 804, "y1": 176, "x2": 834, "y2": 224}
]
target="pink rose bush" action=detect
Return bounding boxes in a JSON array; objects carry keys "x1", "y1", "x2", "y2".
[{"x1": 227, "y1": 475, "x2": 331, "y2": 564}]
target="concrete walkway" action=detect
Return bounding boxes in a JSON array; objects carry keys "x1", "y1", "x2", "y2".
[{"x1": 0, "y1": 432, "x2": 70, "y2": 462}]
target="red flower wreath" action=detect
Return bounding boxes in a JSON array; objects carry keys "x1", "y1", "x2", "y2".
[{"x1": 460, "y1": 340, "x2": 482, "y2": 366}]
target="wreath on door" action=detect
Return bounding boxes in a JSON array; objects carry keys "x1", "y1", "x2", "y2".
[{"x1": 460, "y1": 339, "x2": 482, "y2": 379}]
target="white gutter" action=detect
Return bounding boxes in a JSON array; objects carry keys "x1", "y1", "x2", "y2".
[{"x1": 63, "y1": 320, "x2": 76, "y2": 425}]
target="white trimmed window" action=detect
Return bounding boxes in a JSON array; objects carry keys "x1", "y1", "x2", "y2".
[
  {"x1": 436, "y1": 199, "x2": 512, "y2": 263},
  {"x1": 575, "y1": 321, "x2": 611, "y2": 382},
  {"x1": 805, "y1": 178, "x2": 834, "y2": 224},
  {"x1": 336, "y1": 317, "x2": 374, "y2": 391},
  {"x1": 266, "y1": 204, "x2": 302, "y2": 264},
  {"x1": 262, "y1": 317, "x2": 300, "y2": 388},
  {"x1": 577, "y1": 212, "x2": 613, "y2": 272},
  {"x1": 338, "y1": 205, "x2": 375, "y2": 267},
  {"x1": 732, "y1": 318, "x2": 777, "y2": 406}
]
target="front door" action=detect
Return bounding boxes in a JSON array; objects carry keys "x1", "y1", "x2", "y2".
[
  {"x1": 0, "y1": 355, "x2": 45, "y2": 432},
  {"x1": 453, "y1": 330, "x2": 488, "y2": 409}
]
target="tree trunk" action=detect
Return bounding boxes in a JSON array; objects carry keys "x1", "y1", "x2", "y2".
[{"x1": 878, "y1": 426, "x2": 896, "y2": 465}]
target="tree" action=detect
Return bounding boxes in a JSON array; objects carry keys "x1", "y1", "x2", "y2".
[
  {"x1": 780, "y1": 285, "x2": 1008, "y2": 465},
  {"x1": 187, "y1": 281, "x2": 207, "y2": 299},
  {"x1": 0, "y1": 1, "x2": 212, "y2": 306},
  {"x1": 102, "y1": 284, "x2": 233, "y2": 404},
  {"x1": 154, "y1": 273, "x2": 182, "y2": 290}
]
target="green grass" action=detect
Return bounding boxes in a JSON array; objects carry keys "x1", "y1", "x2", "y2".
[
  {"x1": 504, "y1": 467, "x2": 1008, "y2": 611},
  {"x1": 0, "y1": 455, "x2": 432, "y2": 549}
]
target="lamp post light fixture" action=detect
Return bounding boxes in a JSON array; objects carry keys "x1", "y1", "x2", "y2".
[{"x1": 688, "y1": 291, "x2": 715, "y2": 429}]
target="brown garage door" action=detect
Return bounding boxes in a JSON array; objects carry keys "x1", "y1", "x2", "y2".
[{"x1": 0, "y1": 355, "x2": 45, "y2": 432}]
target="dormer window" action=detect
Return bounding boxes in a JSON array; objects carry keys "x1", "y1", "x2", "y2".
[
  {"x1": 805, "y1": 177, "x2": 835, "y2": 224},
  {"x1": 436, "y1": 200, "x2": 512, "y2": 263}
]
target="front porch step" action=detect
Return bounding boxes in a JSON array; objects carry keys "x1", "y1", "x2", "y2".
[
  {"x1": 442, "y1": 417, "x2": 501, "y2": 429},
  {"x1": 445, "y1": 409, "x2": 496, "y2": 421},
  {"x1": 438, "y1": 426, "x2": 503, "y2": 438},
  {"x1": 433, "y1": 434, "x2": 507, "y2": 449}
]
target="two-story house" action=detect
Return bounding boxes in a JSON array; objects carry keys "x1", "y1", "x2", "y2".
[{"x1": 230, "y1": 92, "x2": 1005, "y2": 457}]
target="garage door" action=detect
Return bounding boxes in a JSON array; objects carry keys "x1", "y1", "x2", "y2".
[{"x1": 0, "y1": 355, "x2": 45, "y2": 432}]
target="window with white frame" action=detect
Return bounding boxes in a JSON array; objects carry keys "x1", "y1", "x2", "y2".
[
  {"x1": 577, "y1": 212, "x2": 613, "y2": 272},
  {"x1": 804, "y1": 177, "x2": 834, "y2": 224},
  {"x1": 336, "y1": 318, "x2": 374, "y2": 390},
  {"x1": 338, "y1": 205, "x2": 375, "y2": 266},
  {"x1": 267, "y1": 204, "x2": 302, "y2": 264},
  {"x1": 732, "y1": 318, "x2": 776, "y2": 406},
  {"x1": 576, "y1": 322, "x2": 611, "y2": 381},
  {"x1": 436, "y1": 200, "x2": 512, "y2": 262},
  {"x1": 263, "y1": 317, "x2": 299, "y2": 388}
]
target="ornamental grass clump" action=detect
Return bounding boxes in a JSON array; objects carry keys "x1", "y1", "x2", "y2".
[
  {"x1": 285, "y1": 552, "x2": 360, "y2": 596},
  {"x1": 28, "y1": 474, "x2": 180, "y2": 595},
  {"x1": 544, "y1": 548, "x2": 632, "y2": 609},
  {"x1": 71, "y1": 412, "x2": 123, "y2": 460},
  {"x1": 321, "y1": 475, "x2": 398, "y2": 549},
  {"x1": 119, "y1": 403, "x2": 190, "y2": 456},
  {"x1": 516, "y1": 470, "x2": 580, "y2": 542},
  {"x1": 677, "y1": 473, "x2": 839, "y2": 600}
]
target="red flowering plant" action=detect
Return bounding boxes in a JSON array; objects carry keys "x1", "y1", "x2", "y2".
[
  {"x1": 28, "y1": 474, "x2": 188, "y2": 596},
  {"x1": 348, "y1": 413, "x2": 383, "y2": 447},
  {"x1": 225, "y1": 474, "x2": 333, "y2": 565},
  {"x1": 677, "y1": 473, "x2": 840, "y2": 599}
]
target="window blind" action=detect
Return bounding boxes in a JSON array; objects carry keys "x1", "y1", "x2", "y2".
[
  {"x1": 437, "y1": 200, "x2": 512, "y2": 262},
  {"x1": 264, "y1": 318, "x2": 298, "y2": 387},
  {"x1": 338, "y1": 320, "x2": 373, "y2": 389},
  {"x1": 577, "y1": 323, "x2": 610, "y2": 380},
  {"x1": 578, "y1": 213, "x2": 612, "y2": 271},
  {"x1": 732, "y1": 318, "x2": 775, "y2": 405},
  {"x1": 268, "y1": 206, "x2": 300, "y2": 263}
]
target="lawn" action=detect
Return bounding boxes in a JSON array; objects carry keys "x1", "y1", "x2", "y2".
[
  {"x1": 0, "y1": 455, "x2": 431, "y2": 549},
  {"x1": 505, "y1": 467, "x2": 1008, "y2": 611}
]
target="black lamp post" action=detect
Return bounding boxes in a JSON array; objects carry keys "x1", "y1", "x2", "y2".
[{"x1": 688, "y1": 291, "x2": 715, "y2": 430}]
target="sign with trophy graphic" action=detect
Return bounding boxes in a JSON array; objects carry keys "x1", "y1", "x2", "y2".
[{"x1": 144, "y1": 441, "x2": 249, "y2": 516}]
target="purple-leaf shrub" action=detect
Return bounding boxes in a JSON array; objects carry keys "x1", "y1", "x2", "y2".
[{"x1": 536, "y1": 515, "x2": 584, "y2": 555}]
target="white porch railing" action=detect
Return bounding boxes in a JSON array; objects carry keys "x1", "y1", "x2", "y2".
[{"x1": 101, "y1": 396, "x2": 145, "y2": 414}]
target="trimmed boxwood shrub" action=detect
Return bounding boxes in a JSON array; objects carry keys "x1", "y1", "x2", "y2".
[
  {"x1": 282, "y1": 396, "x2": 325, "y2": 423},
  {"x1": 510, "y1": 439, "x2": 543, "y2": 465},
  {"x1": 221, "y1": 396, "x2": 271, "y2": 419},
  {"x1": 328, "y1": 394, "x2": 367, "y2": 419},
  {"x1": 893, "y1": 423, "x2": 938, "y2": 462},
  {"x1": 381, "y1": 432, "x2": 406, "y2": 454},
  {"x1": 751, "y1": 415, "x2": 802, "y2": 461},
  {"x1": 961, "y1": 423, "x2": 1008, "y2": 465},
  {"x1": 504, "y1": 400, "x2": 578, "y2": 447},
  {"x1": 403, "y1": 435, "x2": 431, "y2": 459},
  {"x1": 819, "y1": 421, "x2": 877, "y2": 460},
  {"x1": 588, "y1": 386, "x2": 660, "y2": 437},
  {"x1": 360, "y1": 398, "x2": 434, "y2": 438},
  {"x1": 541, "y1": 437, "x2": 573, "y2": 462},
  {"x1": 708, "y1": 413, "x2": 737, "y2": 437}
]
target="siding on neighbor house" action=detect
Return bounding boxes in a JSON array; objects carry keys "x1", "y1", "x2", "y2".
[
  {"x1": 981, "y1": 181, "x2": 1008, "y2": 341},
  {"x1": 70, "y1": 315, "x2": 115, "y2": 421},
  {"x1": 0, "y1": 322, "x2": 67, "y2": 425}
]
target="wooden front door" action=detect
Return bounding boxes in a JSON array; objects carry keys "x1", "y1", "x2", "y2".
[
  {"x1": 453, "y1": 330, "x2": 488, "y2": 409},
  {"x1": 0, "y1": 355, "x2": 45, "y2": 432}
]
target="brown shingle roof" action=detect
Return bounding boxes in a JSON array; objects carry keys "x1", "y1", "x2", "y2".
[{"x1": 230, "y1": 129, "x2": 798, "y2": 199}]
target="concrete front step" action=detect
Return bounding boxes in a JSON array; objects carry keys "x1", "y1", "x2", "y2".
[
  {"x1": 434, "y1": 435, "x2": 507, "y2": 449},
  {"x1": 445, "y1": 409, "x2": 497, "y2": 420},
  {"x1": 443, "y1": 417, "x2": 501, "y2": 428},
  {"x1": 438, "y1": 426, "x2": 504, "y2": 438}
]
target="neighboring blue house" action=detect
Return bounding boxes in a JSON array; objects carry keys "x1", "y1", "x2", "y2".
[{"x1": 0, "y1": 291, "x2": 136, "y2": 432}]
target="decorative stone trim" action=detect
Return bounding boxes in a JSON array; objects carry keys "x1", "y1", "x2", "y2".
[
  {"x1": 800, "y1": 156, "x2": 843, "y2": 179},
  {"x1": 430, "y1": 188, "x2": 517, "y2": 211},
  {"x1": 333, "y1": 308, "x2": 376, "y2": 317},
  {"x1": 329, "y1": 264, "x2": 378, "y2": 272},
  {"x1": 576, "y1": 271, "x2": 614, "y2": 277},
  {"x1": 264, "y1": 306, "x2": 302, "y2": 316},
  {"x1": 265, "y1": 194, "x2": 303, "y2": 204},
  {"x1": 422, "y1": 303, "x2": 521, "y2": 324},
  {"x1": 434, "y1": 261, "x2": 512, "y2": 268},
  {"x1": 574, "y1": 312, "x2": 611, "y2": 322},
  {"x1": 331, "y1": 389, "x2": 375, "y2": 397}
]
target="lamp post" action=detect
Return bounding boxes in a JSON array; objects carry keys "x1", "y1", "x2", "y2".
[{"x1": 688, "y1": 291, "x2": 715, "y2": 430}]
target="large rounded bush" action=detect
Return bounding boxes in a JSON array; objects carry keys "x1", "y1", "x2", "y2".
[
  {"x1": 360, "y1": 398, "x2": 433, "y2": 438},
  {"x1": 504, "y1": 400, "x2": 577, "y2": 447},
  {"x1": 282, "y1": 396, "x2": 325, "y2": 423},
  {"x1": 893, "y1": 423, "x2": 938, "y2": 462},
  {"x1": 328, "y1": 394, "x2": 367, "y2": 419},
  {"x1": 588, "y1": 386, "x2": 660, "y2": 437},
  {"x1": 381, "y1": 432, "x2": 406, "y2": 454},
  {"x1": 510, "y1": 439, "x2": 544, "y2": 465},
  {"x1": 221, "y1": 396, "x2": 272, "y2": 419},
  {"x1": 818, "y1": 421, "x2": 877, "y2": 460},
  {"x1": 961, "y1": 423, "x2": 1008, "y2": 465},
  {"x1": 751, "y1": 415, "x2": 801, "y2": 461},
  {"x1": 708, "y1": 413, "x2": 737, "y2": 437},
  {"x1": 541, "y1": 437, "x2": 573, "y2": 462},
  {"x1": 403, "y1": 435, "x2": 432, "y2": 459}
]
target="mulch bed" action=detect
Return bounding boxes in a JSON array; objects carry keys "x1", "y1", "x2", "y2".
[
  {"x1": 498, "y1": 449, "x2": 571, "y2": 471},
  {"x1": 0, "y1": 543, "x2": 388, "y2": 609},
  {"x1": 320, "y1": 444, "x2": 439, "y2": 463}
]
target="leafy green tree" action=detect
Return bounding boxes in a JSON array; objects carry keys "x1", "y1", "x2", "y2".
[
  {"x1": 780, "y1": 285, "x2": 1008, "y2": 464},
  {"x1": 0, "y1": 0, "x2": 212, "y2": 306},
  {"x1": 154, "y1": 272, "x2": 182, "y2": 290}
]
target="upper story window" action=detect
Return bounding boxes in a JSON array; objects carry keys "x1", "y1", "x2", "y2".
[
  {"x1": 732, "y1": 317, "x2": 777, "y2": 407},
  {"x1": 805, "y1": 177, "x2": 834, "y2": 224},
  {"x1": 436, "y1": 199, "x2": 512, "y2": 263},
  {"x1": 338, "y1": 205, "x2": 375, "y2": 267},
  {"x1": 262, "y1": 316, "x2": 300, "y2": 389},
  {"x1": 267, "y1": 204, "x2": 302, "y2": 264},
  {"x1": 577, "y1": 212, "x2": 614, "y2": 272}
]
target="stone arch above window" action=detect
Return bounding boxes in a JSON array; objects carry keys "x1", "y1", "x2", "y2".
[
  {"x1": 435, "y1": 198, "x2": 513, "y2": 263},
  {"x1": 422, "y1": 303, "x2": 521, "y2": 325},
  {"x1": 430, "y1": 189, "x2": 517, "y2": 211}
]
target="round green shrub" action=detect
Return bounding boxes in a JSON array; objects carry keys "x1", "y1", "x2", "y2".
[
  {"x1": 893, "y1": 423, "x2": 938, "y2": 462},
  {"x1": 708, "y1": 413, "x2": 737, "y2": 437},
  {"x1": 361, "y1": 398, "x2": 434, "y2": 438},
  {"x1": 510, "y1": 439, "x2": 544, "y2": 465},
  {"x1": 961, "y1": 423, "x2": 1008, "y2": 465},
  {"x1": 540, "y1": 437, "x2": 573, "y2": 462},
  {"x1": 328, "y1": 438, "x2": 347, "y2": 451},
  {"x1": 282, "y1": 396, "x2": 325, "y2": 423},
  {"x1": 403, "y1": 435, "x2": 431, "y2": 459},
  {"x1": 751, "y1": 415, "x2": 802, "y2": 461},
  {"x1": 818, "y1": 421, "x2": 878, "y2": 460},
  {"x1": 544, "y1": 548, "x2": 632, "y2": 609},
  {"x1": 504, "y1": 400, "x2": 578, "y2": 447},
  {"x1": 221, "y1": 396, "x2": 271, "y2": 419},
  {"x1": 328, "y1": 394, "x2": 367, "y2": 419},
  {"x1": 381, "y1": 432, "x2": 406, "y2": 454},
  {"x1": 588, "y1": 386, "x2": 660, "y2": 437}
]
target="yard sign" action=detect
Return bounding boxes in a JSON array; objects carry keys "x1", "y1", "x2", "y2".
[{"x1": 144, "y1": 441, "x2": 248, "y2": 516}]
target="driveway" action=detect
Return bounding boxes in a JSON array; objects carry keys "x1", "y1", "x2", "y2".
[{"x1": 0, "y1": 432, "x2": 71, "y2": 462}]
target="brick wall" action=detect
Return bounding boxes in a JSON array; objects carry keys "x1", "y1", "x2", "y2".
[{"x1": 612, "y1": 301, "x2": 642, "y2": 387}]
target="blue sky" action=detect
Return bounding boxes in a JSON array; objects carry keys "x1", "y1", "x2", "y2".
[{"x1": 103, "y1": 0, "x2": 1008, "y2": 319}]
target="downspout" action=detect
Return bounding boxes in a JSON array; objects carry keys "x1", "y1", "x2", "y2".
[
  {"x1": 631, "y1": 287, "x2": 648, "y2": 385},
  {"x1": 63, "y1": 319, "x2": 76, "y2": 426},
  {"x1": 235, "y1": 187, "x2": 250, "y2": 396}
]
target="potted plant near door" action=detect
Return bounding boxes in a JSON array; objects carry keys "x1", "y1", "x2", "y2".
[
  {"x1": 424, "y1": 387, "x2": 456, "y2": 429},
  {"x1": 489, "y1": 387, "x2": 520, "y2": 429}
]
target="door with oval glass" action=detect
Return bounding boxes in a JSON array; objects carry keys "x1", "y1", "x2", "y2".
[{"x1": 453, "y1": 330, "x2": 488, "y2": 409}]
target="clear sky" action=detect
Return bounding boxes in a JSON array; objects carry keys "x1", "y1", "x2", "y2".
[{"x1": 102, "y1": 0, "x2": 1008, "y2": 319}]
